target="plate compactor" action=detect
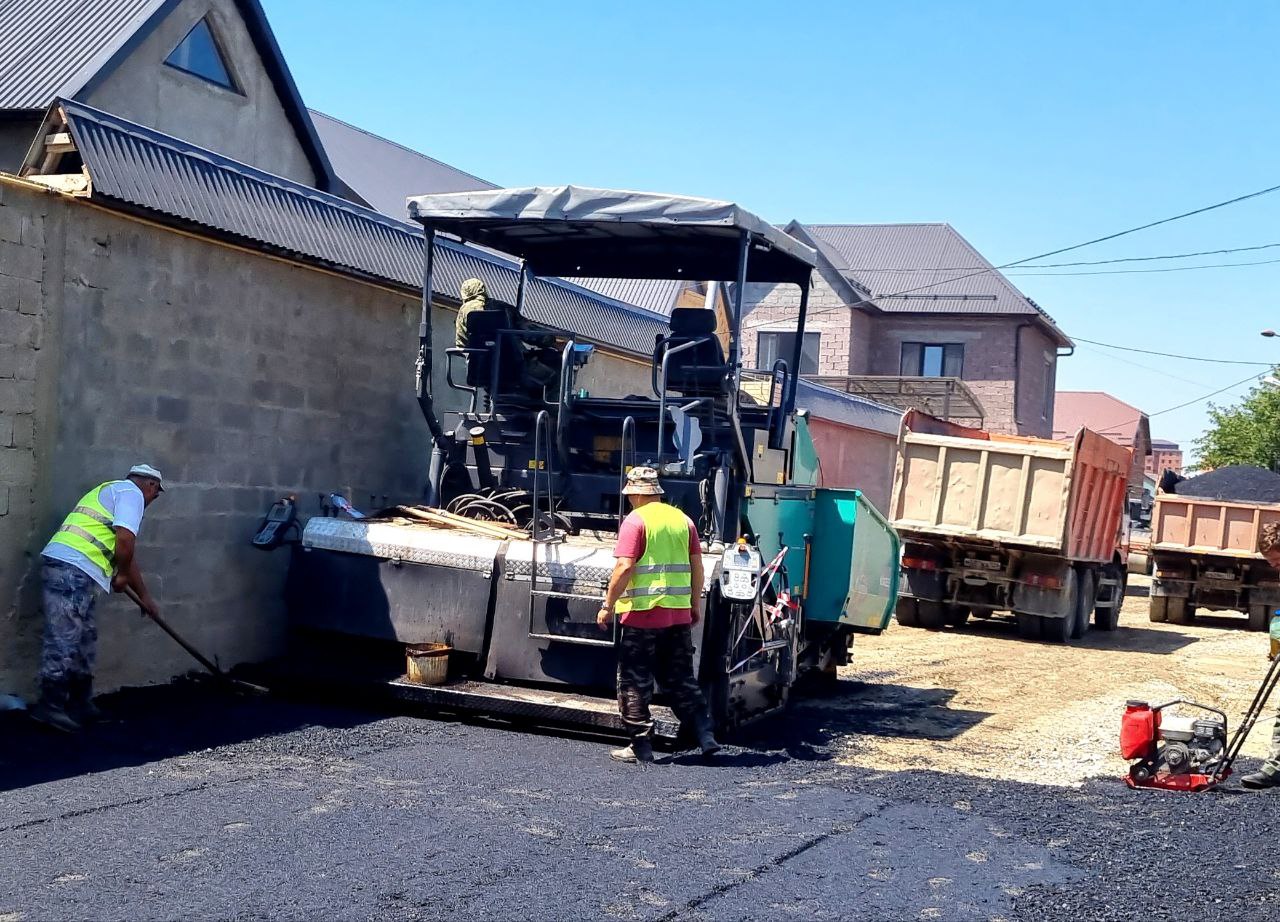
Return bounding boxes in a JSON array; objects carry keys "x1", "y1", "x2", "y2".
[{"x1": 1122, "y1": 653, "x2": 1280, "y2": 792}]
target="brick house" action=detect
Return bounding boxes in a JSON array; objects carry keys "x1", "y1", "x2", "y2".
[
  {"x1": 1147, "y1": 439, "x2": 1183, "y2": 476},
  {"x1": 1053, "y1": 391, "x2": 1152, "y2": 500},
  {"x1": 743, "y1": 222, "x2": 1073, "y2": 437}
]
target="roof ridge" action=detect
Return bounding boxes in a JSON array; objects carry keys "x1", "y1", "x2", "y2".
[{"x1": 309, "y1": 109, "x2": 497, "y2": 189}]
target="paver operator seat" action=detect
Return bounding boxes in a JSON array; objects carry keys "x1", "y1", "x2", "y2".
[{"x1": 655, "y1": 307, "x2": 729, "y2": 398}]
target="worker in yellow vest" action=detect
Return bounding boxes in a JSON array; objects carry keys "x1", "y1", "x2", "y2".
[
  {"x1": 597, "y1": 466, "x2": 721, "y2": 763},
  {"x1": 30, "y1": 464, "x2": 165, "y2": 732}
]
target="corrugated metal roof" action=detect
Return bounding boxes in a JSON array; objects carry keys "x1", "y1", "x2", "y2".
[
  {"x1": 62, "y1": 99, "x2": 669, "y2": 354},
  {"x1": 0, "y1": 0, "x2": 162, "y2": 109},
  {"x1": 572, "y1": 278, "x2": 688, "y2": 316},
  {"x1": 310, "y1": 109, "x2": 497, "y2": 215},
  {"x1": 798, "y1": 223, "x2": 1070, "y2": 346},
  {"x1": 1053, "y1": 391, "x2": 1147, "y2": 444},
  {"x1": 795, "y1": 379, "x2": 902, "y2": 436}
]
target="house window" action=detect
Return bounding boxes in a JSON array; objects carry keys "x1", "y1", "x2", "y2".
[
  {"x1": 757, "y1": 332, "x2": 820, "y2": 374},
  {"x1": 901, "y1": 342, "x2": 963, "y2": 377},
  {"x1": 165, "y1": 18, "x2": 238, "y2": 91}
]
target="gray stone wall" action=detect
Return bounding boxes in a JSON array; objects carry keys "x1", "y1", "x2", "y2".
[
  {"x1": 85, "y1": 0, "x2": 317, "y2": 186},
  {"x1": 0, "y1": 181, "x2": 448, "y2": 694},
  {"x1": 0, "y1": 180, "x2": 668, "y2": 697},
  {"x1": 0, "y1": 181, "x2": 56, "y2": 696},
  {"x1": 0, "y1": 119, "x2": 39, "y2": 175}
]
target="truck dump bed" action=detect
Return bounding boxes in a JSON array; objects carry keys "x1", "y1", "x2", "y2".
[
  {"x1": 889, "y1": 411, "x2": 1131, "y2": 562},
  {"x1": 1151, "y1": 495, "x2": 1280, "y2": 559}
]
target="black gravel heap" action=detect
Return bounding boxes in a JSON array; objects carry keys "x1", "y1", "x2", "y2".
[{"x1": 1174, "y1": 465, "x2": 1280, "y2": 503}]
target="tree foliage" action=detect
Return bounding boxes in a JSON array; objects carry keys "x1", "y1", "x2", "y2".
[{"x1": 1193, "y1": 371, "x2": 1280, "y2": 471}]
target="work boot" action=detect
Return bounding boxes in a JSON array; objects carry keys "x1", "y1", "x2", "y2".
[
  {"x1": 29, "y1": 679, "x2": 82, "y2": 733},
  {"x1": 67, "y1": 676, "x2": 102, "y2": 724},
  {"x1": 698, "y1": 728, "x2": 723, "y2": 757},
  {"x1": 610, "y1": 739, "x2": 655, "y2": 764},
  {"x1": 1241, "y1": 771, "x2": 1280, "y2": 790}
]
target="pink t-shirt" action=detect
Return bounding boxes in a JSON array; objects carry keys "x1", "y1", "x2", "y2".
[{"x1": 613, "y1": 509, "x2": 701, "y2": 629}]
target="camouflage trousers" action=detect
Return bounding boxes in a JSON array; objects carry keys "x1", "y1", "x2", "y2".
[
  {"x1": 1263, "y1": 715, "x2": 1280, "y2": 777},
  {"x1": 38, "y1": 559, "x2": 99, "y2": 702},
  {"x1": 616, "y1": 624, "x2": 711, "y2": 742}
]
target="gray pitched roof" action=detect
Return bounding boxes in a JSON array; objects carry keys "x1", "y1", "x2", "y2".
[
  {"x1": 0, "y1": 0, "x2": 336, "y2": 189},
  {"x1": 795, "y1": 379, "x2": 902, "y2": 436},
  {"x1": 310, "y1": 109, "x2": 496, "y2": 216},
  {"x1": 57, "y1": 99, "x2": 671, "y2": 354},
  {"x1": 0, "y1": 0, "x2": 159, "y2": 109},
  {"x1": 571, "y1": 278, "x2": 689, "y2": 316},
  {"x1": 794, "y1": 222, "x2": 1071, "y2": 347}
]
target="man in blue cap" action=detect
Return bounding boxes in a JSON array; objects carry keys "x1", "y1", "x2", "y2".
[{"x1": 30, "y1": 464, "x2": 165, "y2": 732}]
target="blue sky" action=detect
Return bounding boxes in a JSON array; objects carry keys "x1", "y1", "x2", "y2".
[{"x1": 266, "y1": 0, "x2": 1280, "y2": 460}]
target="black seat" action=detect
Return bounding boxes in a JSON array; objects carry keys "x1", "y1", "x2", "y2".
[
  {"x1": 656, "y1": 307, "x2": 727, "y2": 396},
  {"x1": 464, "y1": 309, "x2": 522, "y2": 392}
]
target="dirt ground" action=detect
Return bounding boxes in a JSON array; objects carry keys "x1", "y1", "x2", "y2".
[{"x1": 833, "y1": 575, "x2": 1278, "y2": 786}]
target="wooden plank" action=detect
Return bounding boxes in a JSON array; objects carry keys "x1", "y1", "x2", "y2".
[
  {"x1": 26, "y1": 171, "x2": 89, "y2": 195},
  {"x1": 43, "y1": 132, "x2": 74, "y2": 153}
]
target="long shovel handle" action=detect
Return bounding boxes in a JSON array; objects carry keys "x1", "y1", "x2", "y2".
[
  {"x1": 124, "y1": 587, "x2": 270, "y2": 696},
  {"x1": 125, "y1": 586, "x2": 222, "y2": 677}
]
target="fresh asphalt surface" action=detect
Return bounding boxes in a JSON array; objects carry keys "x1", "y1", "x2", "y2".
[{"x1": 3, "y1": 679, "x2": 1279, "y2": 921}]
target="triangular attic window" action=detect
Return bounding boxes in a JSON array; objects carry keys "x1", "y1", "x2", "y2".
[{"x1": 164, "y1": 18, "x2": 237, "y2": 91}]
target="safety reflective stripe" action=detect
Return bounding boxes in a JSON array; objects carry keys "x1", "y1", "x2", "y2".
[
  {"x1": 633, "y1": 563, "x2": 691, "y2": 575},
  {"x1": 56, "y1": 523, "x2": 113, "y2": 559},
  {"x1": 72, "y1": 505, "x2": 113, "y2": 526},
  {"x1": 623, "y1": 585, "x2": 693, "y2": 598},
  {"x1": 46, "y1": 481, "x2": 119, "y2": 583}
]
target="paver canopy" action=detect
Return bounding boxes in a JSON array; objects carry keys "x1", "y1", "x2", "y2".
[{"x1": 406, "y1": 184, "x2": 817, "y2": 284}]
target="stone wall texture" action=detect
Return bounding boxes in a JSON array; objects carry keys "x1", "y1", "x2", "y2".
[{"x1": 0, "y1": 180, "x2": 647, "y2": 696}]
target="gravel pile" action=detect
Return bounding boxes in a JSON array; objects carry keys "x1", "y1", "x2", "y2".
[{"x1": 1174, "y1": 465, "x2": 1280, "y2": 503}]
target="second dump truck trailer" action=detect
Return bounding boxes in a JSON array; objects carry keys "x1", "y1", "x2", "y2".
[
  {"x1": 888, "y1": 411, "x2": 1131, "y2": 643},
  {"x1": 1149, "y1": 492, "x2": 1280, "y2": 630}
]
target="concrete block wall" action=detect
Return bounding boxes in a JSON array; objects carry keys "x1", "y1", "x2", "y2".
[
  {"x1": 0, "y1": 182, "x2": 55, "y2": 694},
  {"x1": 0, "y1": 180, "x2": 464, "y2": 695},
  {"x1": 0, "y1": 180, "x2": 691, "y2": 697},
  {"x1": 741, "y1": 271, "x2": 853, "y2": 376}
]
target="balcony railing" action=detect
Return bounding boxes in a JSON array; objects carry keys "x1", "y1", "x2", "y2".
[{"x1": 806, "y1": 375, "x2": 985, "y2": 427}]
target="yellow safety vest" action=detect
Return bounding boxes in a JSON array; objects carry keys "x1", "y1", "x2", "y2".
[
  {"x1": 616, "y1": 502, "x2": 694, "y2": 613},
  {"x1": 46, "y1": 481, "x2": 119, "y2": 583}
]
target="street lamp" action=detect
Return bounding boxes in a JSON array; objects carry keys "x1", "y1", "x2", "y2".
[{"x1": 1263, "y1": 330, "x2": 1277, "y2": 338}]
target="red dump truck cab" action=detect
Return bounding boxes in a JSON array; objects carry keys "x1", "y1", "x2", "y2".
[{"x1": 888, "y1": 411, "x2": 1132, "y2": 644}]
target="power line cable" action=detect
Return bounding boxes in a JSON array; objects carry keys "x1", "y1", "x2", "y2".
[
  {"x1": 841, "y1": 240, "x2": 1280, "y2": 271},
  {"x1": 1008, "y1": 256, "x2": 1280, "y2": 276},
  {"x1": 1101, "y1": 371, "x2": 1264, "y2": 432},
  {"x1": 1068, "y1": 337, "x2": 1274, "y2": 366},
  {"x1": 743, "y1": 179, "x2": 1280, "y2": 333},
  {"x1": 1074, "y1": 344, "x2": 1214, "y2": 389}
]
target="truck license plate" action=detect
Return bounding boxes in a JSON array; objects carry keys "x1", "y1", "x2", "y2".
[{"x1": 964, "y1": 558, "x2": 1000, "y2": 571}]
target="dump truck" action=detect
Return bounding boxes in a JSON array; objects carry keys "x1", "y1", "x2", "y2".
[
  {"x1": 888, "y1": 411, "x2": 1131, "y2": 643},
  {"x1": 1148, "y1": 493, "x2": 1280, "y2": 630},
  {"x1": 282, "y1": 186, "x2": 899, "y2": 739}
]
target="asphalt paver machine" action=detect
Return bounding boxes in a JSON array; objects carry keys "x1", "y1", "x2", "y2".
[{"x1": 286, "y1": 186, "x2": 899, "y2": 738}]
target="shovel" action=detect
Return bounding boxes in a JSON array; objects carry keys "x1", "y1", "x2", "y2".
[{"x1": 125, "y1": 586, "x2": 269, "y2": 696}]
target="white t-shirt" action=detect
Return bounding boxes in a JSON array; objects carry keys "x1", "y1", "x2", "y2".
[{"x1": 42, "y1": 480, "x2": 147, "y2": 591}]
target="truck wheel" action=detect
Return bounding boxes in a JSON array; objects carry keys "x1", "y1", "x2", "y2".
[
  {"x1": 1015, "y1": 612, "x2": 1040, "y2": 640},
  {"x1": 1149, "y1": 596, "x2": 1168, "y2": 623},
  {"x1": 1248, "y1": 604, "x2": 1272, "y2": 632},
  {"x1": 896, "y1": 597, "x2": 920, "y2": 627},
  {"x1": 944, "y1": 605, "x2": 970, "y2": 628},
  {"x1": 1072, "y1": 570, "x2": 1096, "y2": 640},
  {"x1": 1041, "y1": 613, "x2": 1073, "y2": 643},
  {"x1": 917, "y1": 600, "x2": 946, "y2": 630},
  {"x1": 1166, "y1": 597, "x2": 1193, "y2": 625}
]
